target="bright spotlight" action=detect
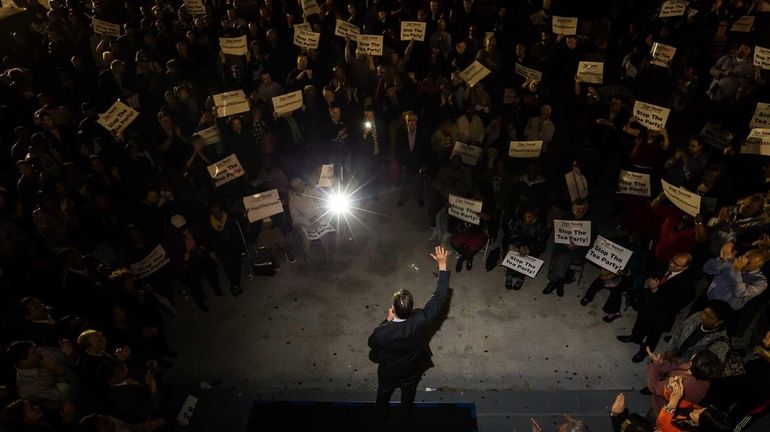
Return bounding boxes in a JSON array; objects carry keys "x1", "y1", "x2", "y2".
[
  {"x1": 327, "y1": 192, "x2": 351, "y2": 214},
  {"x1": 364, "y1": 121, "x2": 372, "y2": 128}
]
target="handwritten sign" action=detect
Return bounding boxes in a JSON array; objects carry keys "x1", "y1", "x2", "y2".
[
  {"x1": 448, "y1": 194, "x2": 482, "y2": 225},
  {"x1": 459, "y1": 60, "x2": 491, "y2": 88},
  {"x1": 617, "y1": 170, "x2": 651, "y2": 197},
  {"x1": 576, "y1": 61, "x2": 604, "y2": 84},
  {"x1": 554, "y1": 220, "x2": 592, "y2": 247},
  {"x1": 318, "y1": 164, "x2": 334, "y2": 187},
  {"x1": 508, "y1": 141, "x2": 543, "y2": 158},
  {"x1": 565, "y1": 169, "x2": 589, "y2": 201},
  {"x1": 244, "y1": 189, "x2": 284, "y2": 222},
  {"x1": 293, "y1": 29, "x2": 320, "y2": 49},
  {"x1": 515, "y1": 63, "x2": 543, "y2": 82},
  {"x1": 212, "y1": 90, "x2": 250, "y2": 118},
  {"x1": 301, "y1": 0, "x2": 320, "y2": 16},
  {"x1": 303, "y1": 223, "x2": 335, "y2": 240},
  {"x1": 731, "y1": 16, "x2": 755, "y2": 32},
  {"x1": 207, "y1": 154, "x2": 245, "y2": 187},
  {"x1": 586, "y1": 235, "x2": 633, "y2": 273},
  {"x1": 219, "y1": 35, "x2": 247, "y2": 56},
  {"x1": 743, "y1": 128, "x2": 770, "y2": 156},
  {"x1": 97, "y1": 100, "x2": 139, "y2": 134},
  {"x1": 451, "y1": 142, "x2": 482, "y2": 165},
  {"x1": 192, "y1": 125, "x2": 221, "y2": 146},
  {"x1": 661, "y1": 179, "x2": 701, "y2": 216},
  {"x1": 130, "y1": 245, "x2": 170, "y2": 279},
  {"x1": 357, "y1": 34, "x2": 384, "y2": 56},
  {"x1": 552, "y1": 16, "x2": 578, "y2": 35},
  {"x1": 700, "y1": 122, "x2": 734, "y2": 149},
  {"x1": 660, "y1": 0, "x2": 688, "y2": 17},
  {"x1": 502, "y1": 251, "x2": 545, "y2": 278},
  {"x1": 184, "y1": 0, "x2": 205, "y2": 16},
  {"x1": 334, "y1": 19, "x2": 360, "y2": 40},
  {"x1": 93, "y1": 18, "x2": 121, "y2": 38},
  {"x1": 650, "y1": 42, "x2": 677, "y2": 68},
  {"x1": 633, "y1": 100, "x2": 670, "y2": 131},
  {"x1": 754, "y1": 46, "x2": 770, "y2": 70},
  {"x1": 272, "y1": 90, "x2": 303, "y2": 115},
  {"x1": 400, "y1": 21, "x2": 427, "y2": 41}
]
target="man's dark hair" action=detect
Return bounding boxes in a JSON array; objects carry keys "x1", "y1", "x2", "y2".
[
  {"x1": 329, "y1": 101, "x2": 341, "y2": 111},
  {"x1": 393, "y1": 289, "x2": 414, "y2": 318},
  {"x1": 7, "y1": 341, "x2": 34, "y2": 367},
  {"x1": 705, "y1": 299, "x2": 733, "y2": 323},
  {"x1": 690, "y1": 350, "x2": 722, "y2": 381}
]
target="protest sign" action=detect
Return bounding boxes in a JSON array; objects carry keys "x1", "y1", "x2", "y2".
[
  {"x1": 293, "y1": 29, "x2": 320, "y2": 49},
  {"x1": 508, "y1": 141, "x2": 543, "y2": 158},
  {"x1": 301, "y1": 0, "x2": 320, "y2": 16},
  {"x1": 192, "y1": 125, "x2": 221, "y2": 146},
  {"x1": 459, "y1": 61, "x2": 491, "y2": 88},
  {"x1": 502, "y1": 251, "x2": 545, "y2": 278},
  {"x1": 699, "y1": 122, "x2": 734, "y2": 149},
  {"x1": 272, "y1": 90, "x2": 303, "y2": 115},
  {"x1": 554, "y1": 220, "x2": 592, "y2": 247},
  {"x1": 660, "y1": 0, "x2": 688, "y2": 17},
  {"x1": 576, "y1": 61, "x2": 604, "y2": 84},
  {"x1": 552, "y1": 16, "x2": 578, "y2": 35},
  {"x1": 565, "y1": 169, "x2": 589, "y2": 201},
  {"x1": 207, "y1": 154, "x2": 245, "y2": 187},
  {"x1": 303, "y1": 223, "x2": 336, "y2": 240},
  {"x1": 318, "y1": 164, "x2": 334, "y2": 187},
  {"x1": 743, "y1": 128, "x2": 770, "y2": 156},
  {"x1": 751, "y1": 103, "x2": 770, "y2": 129},
  {"x1": 294, "y1": 22, "x2": 312, "y2": 32},
  {"x1": 515, "y1": 63, "x2": 543, "y2": 82},
  {"x1": 650, "y1": 42, "x2": 677, "y2": 68},
  {"x1": 97, "y1": 100, "x2": 139, "y2": 134},
  {"x1": 617, "y1": 170, "x2": 651, "y2": 197},
  {"x1": 243, "y1": 189, "x2": 284, "y2": 222},
  {"x1": 661, "y1": 179, "x2": 701, "y2": 216},
  {"x1": 176, "y1": 395, "x2": 198, "y2": 427},
  {"x1": 448, "y1": 194, "x2": 483, "y2": 225},
  {"x1": 731, "y1": 16, "x2": 755, "y2": 32},
  {"x1": 219, "y1": 35, "x2": 247, "y2": 56},
  {"x1": 400, "y1": 21, "x2": 427, "y2": 41},
  {"x1": 93, "y1": 18, "x2": 121, "y2": 38},
  {"x1": 754, "y1": 46, "x2": 770, "y2": 70},
  {"x1": 586, "y1": 235, "x2": 633, "y2": 273},
  {"x1": 130, "y1": 245, "x2": 170, "y2": 279},
  {"x1": 212, "y1": 90, "x2": 250, "y2": 118},
  {"x1": 334, "y1": 19, "x2": 360, "y2": 39},
  {"x1": 633, "y1": 100, "x2": 670, "y2": 130},
  {"x1": 356, "y1": 34, "x2": 384, "y2": 56},
  {"x1": 451, "y1": 142, "x2": 482, "y2": 165},
  {"x1": 184, "y1": 0, "x2": 205, "y2": 16}
]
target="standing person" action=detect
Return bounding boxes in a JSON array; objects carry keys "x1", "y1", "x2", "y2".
[
  {"x1": 368, "y1": 246, "x2": 450, "y2": 420},
  {"x1": 208, "y1": 203, "x2": 245, "y2": 297},
  {"x1": 394, "y1": 111, "x2": 430, "y2": 207}
]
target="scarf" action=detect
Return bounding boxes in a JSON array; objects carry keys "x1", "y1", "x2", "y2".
[{"x1": 210, "y1": 211, "x2": 228, "y2": 232}]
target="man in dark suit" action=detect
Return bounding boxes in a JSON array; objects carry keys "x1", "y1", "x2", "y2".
[
  {"x1": 368, "y1": 246, "x2": 450, "y2": 419},
  {"x1": 393, "y1": 111, "x2": 430, "y2": 207},
  {"x1": 617, "y1": 252, "x2": 700, "y2": 362}
]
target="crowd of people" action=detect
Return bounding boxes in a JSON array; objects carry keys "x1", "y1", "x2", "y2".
[{"x1": 0, "y1": 0, "x2": 769, "y2": 430}]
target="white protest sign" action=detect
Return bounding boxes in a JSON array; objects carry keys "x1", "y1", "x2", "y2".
[
  {"x1": 754, "y1": 46, "x2": 770, "y2": 70},
  {"x1": 503, "y1": 88, "x2": 516, "y2": 104},
  {"x1": 97, "y1": 100, "x2": 139, "y2": 134},
  {"x1": 92, "y1": 18, "x2": 121, "y2": 38},
  {"x1": 219, "y1": 35, "x2": 247, "y2": 56},
  {"x1": 617, "y1": 170, "x2": 651, "y2": 197},
  {"x1": 661, "y1": 179, "x2": 701, "y2": 216},
  {"x1": 508, "y1": 141, "x2": 543, "y2": 158},
  {"x1": 334, "y1": 19, "x2": 360, "y2": 40},
  {"x1": 212, "y1": 90, "x2": 250, "y2": 118},
  {"x1": 272, "y1": 90, "x2": 303, "y2": 115},
  {"x1": 565, "y1": 169, "x2": 589, "y2": 201},
  {"x1": 554, "y1": 220, "x2": 592, "y2": 247},
  {"x1": 451, "y1": 142, "x2": 482, "y2": 165},
  {"x1": 576, "y1": 61, "x2": 604, "y2": 84},
  {"x1": 243, "y1": 189, "x2": 284, "y2": 222},
  {"x1": 192, "y1": 125, "x2": 221, "y2": 146},
  {"x1": 743, "y1": 128, "x2": 770, "y2": 156},
  {"x1": 502, "y1": 251, "x2": 545, "y2": 279},
  {"x1": 515, "y1": 63, "x2": 543, "y2": 82},
  {"x1": 400, "y1": 21, "x2": 427, "y2": 41},
  {"x1": 303, "y1": 223, "x2": 336, "y2": 240},
  {"x1": 633, "y1": 100, "x2": 670, "y2": 131},
  {"x1": 459, "y1": 60, "x2": 491, "y2": 88},
  {"x1": 294, "y1": 23, "x2": 312, "y2": 32},
  {"x1": 207, "y1": 154, "x2": 245, "y2": 187},
  {"x1": 356, "y1": 34, "x2": 384, "y2": 56},
  {"x1": 700, "y1": 122, "x2": 734, "y2": 149},
  {"x1": 586, "y1": 235, "x2": 633, "y2": 273},
  {"x1": 552, "y1": 16, "x2": 578, "y2": 35},
  {"x1": 184, "y1": 0, "x2": 205, "y2": 16},
  {"x1": 650, "y1": 42, "x2": 677, "y2": 68},
  {"x1": 318, "y1": 164, "x2": 334, "y2": 187},
  {"x1": 448, "y1": 194, "x2": 483, "y2": 225},
  {"x1": 130, "y1": 245, "x2": 170, "y2": 279},
  {"x1": 660, "y1": 0, "x2": 688, "y2": 17},
  {"x1": 293, "y1": 29, "x2": 320, "y2": 49},
  {"x1": 176, "y1": 395, "x2": 198, "y2": 426},
  {"x1": 731, "y1": 16, "x2": 755, "y2": 32},
  {"x1": 301, "y1": 0, "x2": 320, "y2": 16}
]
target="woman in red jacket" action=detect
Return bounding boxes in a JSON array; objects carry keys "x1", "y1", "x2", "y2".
[{"x1": 656, "y1": 375, "x2": 730, "y2": 432}]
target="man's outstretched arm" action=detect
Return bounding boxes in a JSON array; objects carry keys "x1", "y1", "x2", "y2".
[{"x1": 422, "y1": 246, "x2": 450, "y2": 323}]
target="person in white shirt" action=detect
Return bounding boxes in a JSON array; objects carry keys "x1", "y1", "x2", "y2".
[
  {"x1": 288, "y1": 178, "x2": 332, "y2": 262},
  {"x1": 523, "y1": 104, "x2": 555, "y2": 151}
]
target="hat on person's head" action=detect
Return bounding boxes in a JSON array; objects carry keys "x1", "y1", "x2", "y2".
[{"x1": 171, "y1": 214, "x2": 187, "y2": 228}]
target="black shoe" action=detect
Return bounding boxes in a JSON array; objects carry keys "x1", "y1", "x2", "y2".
[
  {"x1": 512, "y1": 279, "x2": 523, "y2": 290},
  {"x1": 231, "y1": 286, "x2": 243, "y2": 297},
  {"x1": 580, "y1": 297, "x2": 591, "y2": 306},
  {"x1": 639, "y1": 387, "x2": 653, "y2": 395},
  {"x1": 556, "y1": 282, "x2": 564, "y2": 297},
  {"x1": 396, "y1": 200, "x2": 405, "y2": 207},
  {"x1": 417, "y1": 200, "x2": 425, "y2": 207},
  {"x1": 466, "y1": 259, "x2": 472, "y2": 270},
  {"x1": 505, "y1": 274, "x2": 514, "y2": 289},
  {"x1": 632, "y1": 350, "x2": 647, "y2": 363},
  {"x1": 616, "y1": 335, "x2": 641, "y2": 343},
  {"x1": 543, "y1": 282, "x2": 556, "y2": 294},
  {"x1": 456, "y1": 260, "x2": 463, "y2": 273},
  {"x1": 603, "y1": 313, "x2": 621, "y2": 323}
]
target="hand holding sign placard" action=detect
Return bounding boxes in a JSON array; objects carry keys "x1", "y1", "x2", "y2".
[
  {"x1": 243, "y1": 189, "x2": 284, "y2": 222},
  {"x1": 97, "y1": 100, "x2": 139, "y2": 134},
  {"x1": 318, "y1": 164, "x2": 334, "y2": 187},
  {"x1": 303, "y1": 222, "x2": 336, "y2": 240},
  {"x1": 661, "y1": 179, "x2": 701, "y2": 216},
  {"x1": 508, "y1": 141, "x2": 543, "y2": 158},
  {"x1": 515, "y1": 63, "x2": 543, "y2": 82},
  {"x1": 451, "y1": 142, "x2": 482, "y2": 165},
  {"x1": 502, "y1": 251, "x2": 545, "y2": 278},
  {"x1": 731, "y1": 16, "x2": 755, "y2": 32},
  {"x1": 552, "y1": 16, "x2": 578, "y2": 35},
  {"x1": 301, "y1": 0, "x2": 320, "y2": 16},
  {"x1": 659, "y1": 0, "x2": 688, "y2": 17},
  {"x1": 448, "y1": 194, "x2": 483, "y2": 225},
  {"x1": 212, "y1": 90, "x2": 250, "y2": 118},
  {"x1": 650, "y1": 42, "x2": 677, "y2": 68},
  {"x1": 356, "y1": 34, "x2": 384, "y2": 56},
  {"x1": 554, "y1": 220, "x2": 592, "y2": 247},
  {"x1": 293, "y1": 30, "x2": 320, "y2": 49},
  {"x1": 207, "y1": 154, "x2": 245, "y2": 187},
  {"x1": 93, "y1": 18, "x2": 121, "y2": 38},
  {"x1": 751, "y1": 103, "x2": 770, "y2": 128},
  {"x1": 272, "y1": 91, "x2": 303, "y2": 115},
  {"x1": 755, "y1": 46, "x2": 770, "y2": 70},
  {"x1": 633, "y1": 100, "x2": 671, "y2": 131},
  {"x1": 400, "y1": 21, "x2": 427, "y2": 41},
  {"x1": 219, "y1": 35, "x2": 247, "y2": 56},
  {"x1": 576, "y1": 61, "x2": 604, "y2": 84},
  {"x1": 617, "y1": 170, "x2": 651, "y2": 197},
  {"x1": 184, "y1": 0, "x2": 205, "y2": 16},
  {"x1": 459, "y1": 61, "x2": 491, "y2": 88},
  {"x1": 586, "y1": 235, "x2": 633, "y2": 273},
  {"x1": 192, "y1": 125, "x2": 221, "y2": 146},
  {"x1": 334, "y1": 19, "x2": 360, "y2": 40},
  {"x1": 130, "y1": 245, "x2": 170, "y2": 279},
  {"x1": 743, "y1": 128, "x2": 770, "y2": 156}
]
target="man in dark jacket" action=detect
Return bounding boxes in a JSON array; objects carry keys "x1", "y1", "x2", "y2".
[
  {"x1": 394, "y1": 111, "x2": 430, "y2": 207},
  {"x1": 368, "y1": 246, "x2": 450, "y2": 419}
]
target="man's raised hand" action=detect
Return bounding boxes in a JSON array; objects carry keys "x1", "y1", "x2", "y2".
[{"x1": 430, "y1": 245, "x2": 449, "y2": 271}]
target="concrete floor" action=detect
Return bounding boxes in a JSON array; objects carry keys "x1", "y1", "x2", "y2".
[{"x1": 162, "y1": 191, "x2": 767, "y2": 431}]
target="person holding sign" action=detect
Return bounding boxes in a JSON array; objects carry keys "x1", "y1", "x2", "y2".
[
  {"x1": 543, "y1": 199, "x2": 592, "y2": 297},
  {"x1": 286, "y1": 54, "x2": 315, "y2": 92},
  {"x1": 208, "y1": 203, "x2": 245, "y2": 297},
  {"x1": 288, "y1": 178, "x2": 331, "y2": 263},
  {"x1": 650, "y1": 191, "x2": 709, "y2": 263},
  {"x1": 501, "y1": 207, "x2": 547, "y2": 290}
]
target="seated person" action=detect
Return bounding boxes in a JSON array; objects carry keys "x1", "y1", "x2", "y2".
[
  {"x1": 501, "y1": 206, "x2": 546, "y2": 291},
  {"x1": 580, "y1": 269, "x2": 628, "y2": 323},
  {"x1": 8, "y1": 340, "x2": 78, "y2": 409}
]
